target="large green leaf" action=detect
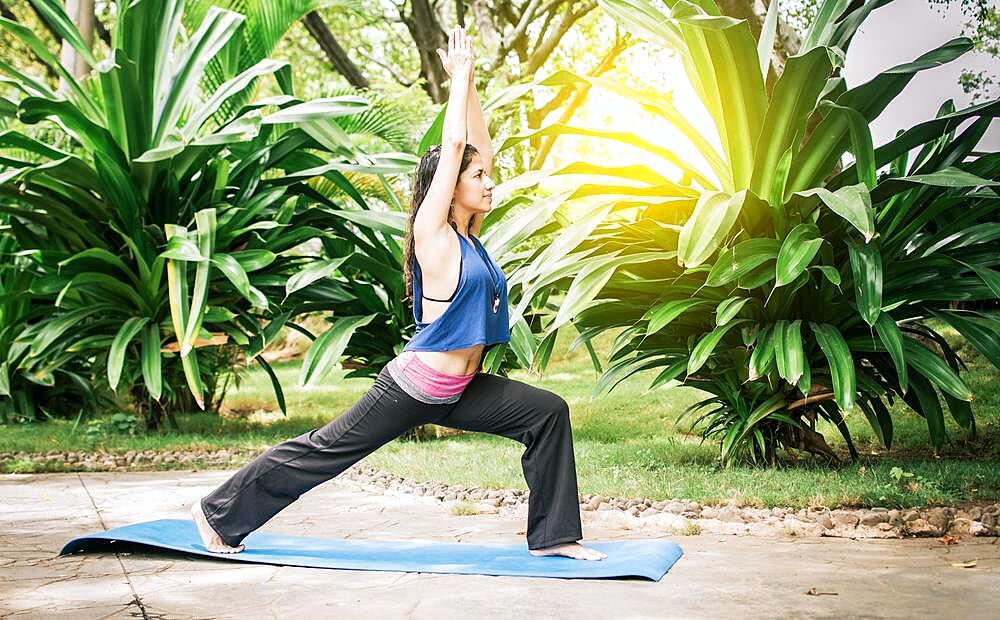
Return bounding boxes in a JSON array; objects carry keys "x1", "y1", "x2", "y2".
[
  {"x1": 688, "y1": 319, "x2": 748, "y2": 375},
  {"x1": 108, "y1": 317, "x2": 150, "y2": 391},
  {"x1": 141, "y1": 323, "x2": 162, "y2": 401},
  {"x1": 678, "y1": 190, "x2": 749, "y2": 268},
  {"x1": 643, "y1": 298, "x2": 711, "y2": 335},
  {"x1": 799, "y1": 0, "x2": 852, "y2": 52},
  {"x1": 750, "y1": 47, "x2": 835, "y2": 201},
  {"x1": 789, "y1": 37, "x2": 973, "y2": 192},
  {"x1": 285, "y1": 255, "x2": 352, "y2": 299},
  {"x1": 810, "y1": 322, "x2": 855, "y2": 412},
  {"x1": 775, "y1": 223, "x2": 823, "y2": 287},
  {"x1": 180, "y1": 209, "x2": 217, "y2": 356},
  {"x1": 212, "y1": 253, "x2": 268, "y2": 308},
  {"x1": 930, "y1": 310, "x2": 1000, "y2": 370},
  {"x1": 716, "y1": 296, "x2": 750, "y2": 326},
  {"x1": 796, "y1": 183, "x2": 875, "y2": 241},
  {"x1": 551, "y1": 251, "x2": 663, "y2": 332},
  {"x1": 152, "y1": 6, "x2": 246, "y2": 145},
  {"x1": 902, "y1": 338, "x2": 972, "y2": 401},
  {"x1": 748, "y1": 323, "x2": 775, "y2": 380},
  {"x1": 773, "y1": 319, "x2": 805, "y2": 386},
  {"x1": 299, "y1": 314, "x2": 378, "y2": 387},
  {"x1": 705, "y1": 238, "x2": 780, "y2": 287},
  {"x1": 182, "y1": 58, "x2": 289, "y2": 139},
  {"x1": 903, "y1": 372, "x2": 946, "y2": 449},
  {"x1": 874, "y1": 313, "x2": 908, "y2": 394},
  {"x1": 845, "y1": 236, "x2": 883, "y2": 327}
]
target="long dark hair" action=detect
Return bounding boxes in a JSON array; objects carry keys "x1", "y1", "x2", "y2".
[{"x1": 403, "y1": 143, "x2": 480, "y2": 304}]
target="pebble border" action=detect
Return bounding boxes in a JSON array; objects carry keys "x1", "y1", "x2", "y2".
[{"x1": 3, "y1": 449, "x2": 998, "y2": 539}]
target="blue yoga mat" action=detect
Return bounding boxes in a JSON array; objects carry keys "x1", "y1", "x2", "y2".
[{"x1": 60, "y1": 518, "x2": 683, "y2": 581}]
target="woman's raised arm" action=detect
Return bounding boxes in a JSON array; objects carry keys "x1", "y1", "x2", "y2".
[{"x1": 413, "y1": 27, "x2": 473, "y2": 238}]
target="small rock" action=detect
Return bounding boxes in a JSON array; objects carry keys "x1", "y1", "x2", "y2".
[
  {"x1": 907, "y1": 518, "x2": 940, "y2": 536},
  {"x1": 832, "y1": 511, "x2": 859, "y2": 528},
  {"x1": 597, "y1": 502, "x2": 614, "y2": 511},
  {"x1": 474, "y1": 502, "x2": 499, "y2": 514},
  {"x1": 968, "y1": 507, "x2": 982, "y2": 521},
  {"x1": 817, "y1": 514, "x2": 834, "y2": 530},
  {"x1": 859, "y1": 512, "x2": 889, "y2": 527},
  {"x1": 443, "y1": 493, "x2": 457, "y2": 501},
  {"x1": 926, "y1": 507, "x2": 954, "y2": 532},
  {"x1": 949, "y1": 518, "x2": 986, "y2": 537},
  {"x1": 902, "y1": 510, "x2": 919, "y2": 522},
  {"x1": 663, "y1": 501, "x2": 688, "y2": 514},
  {"x1": 587, "y1": 496, "x2": 604, "y2": 511},
  {"x1": 716, "y1": 508, "x2": 746, "y2": 523}
]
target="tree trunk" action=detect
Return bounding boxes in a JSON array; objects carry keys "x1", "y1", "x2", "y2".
[
  {"x1": 402, "y1": 0, "x2": 451, "y2": 103},
  {"x1": 59, "y1": 0, "x2": 94, "y2": 86},
  {"x1": 132, "y1": 385, "x2": 162, "y2": 432},
  {"x1": 302, "y1": 11, "x2": 370, "y2": 89}
]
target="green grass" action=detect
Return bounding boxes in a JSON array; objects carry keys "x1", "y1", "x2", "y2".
[{"x1": 2, "y1": 322, "x2": 998, "y2": 510}]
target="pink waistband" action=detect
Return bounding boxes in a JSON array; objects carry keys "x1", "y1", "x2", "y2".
[{"x1": 397, "y1": 351, "x2": 476, "y2": 397}]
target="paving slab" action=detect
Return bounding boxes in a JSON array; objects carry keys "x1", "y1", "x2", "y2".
[{"x1": 2, "y1": 470, "x2": 998, "y2": 619}]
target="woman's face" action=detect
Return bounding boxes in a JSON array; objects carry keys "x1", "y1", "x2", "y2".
[{"x1": 453, "y1": 153, "x2": 494, "y2": 212}]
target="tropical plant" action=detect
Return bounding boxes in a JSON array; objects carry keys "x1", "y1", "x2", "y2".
[
  {"x1": 0, "y1": 221, "x2": 112, "y2": 423},
  {"x1": 0, "y1": 0, "x2": 418, "y2": 429},
  {"x1": 495, "y1": 0, "x2": 1000, "y2": 466}
]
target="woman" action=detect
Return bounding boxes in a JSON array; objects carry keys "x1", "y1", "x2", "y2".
[{"x1": 191, "y1": 26, "x2": 605, "y2": 562}]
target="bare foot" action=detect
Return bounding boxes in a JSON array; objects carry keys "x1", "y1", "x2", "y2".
[
  {"x1": 529, "y1": 541, "x2": 606, "y2": 560},
  {"x1": 189, "y1": 500, "x2": 245, "y2": 553}
]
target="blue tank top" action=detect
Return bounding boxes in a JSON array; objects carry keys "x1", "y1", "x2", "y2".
[{"x1": 404, "y1": 226, "x2": 510, "y2": 353}]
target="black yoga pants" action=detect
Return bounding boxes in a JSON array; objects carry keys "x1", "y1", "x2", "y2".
[{"x1": 200, "y1": 363, "x2": 584, "y2": 550}]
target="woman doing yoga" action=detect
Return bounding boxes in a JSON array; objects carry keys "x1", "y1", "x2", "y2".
[{"x1": 190, "y1": 25, "x2": 605, "y2": 562}]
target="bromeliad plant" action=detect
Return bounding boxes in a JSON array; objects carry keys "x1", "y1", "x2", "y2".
[
  {"x1": 0, "y1": 0, "x2": 417, "y2": 428},
  {"x1": 498, "y1": 0, "x2": 1000, "y2": 465}
]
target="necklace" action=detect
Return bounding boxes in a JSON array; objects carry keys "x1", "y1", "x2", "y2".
[{"x1": 471, "y1": 236, "x2": 502, "y2": 313}]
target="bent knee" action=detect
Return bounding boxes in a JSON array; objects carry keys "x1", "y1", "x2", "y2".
[{"x1": 538, "y1": 391, "x2": 570, "y2": 421}]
